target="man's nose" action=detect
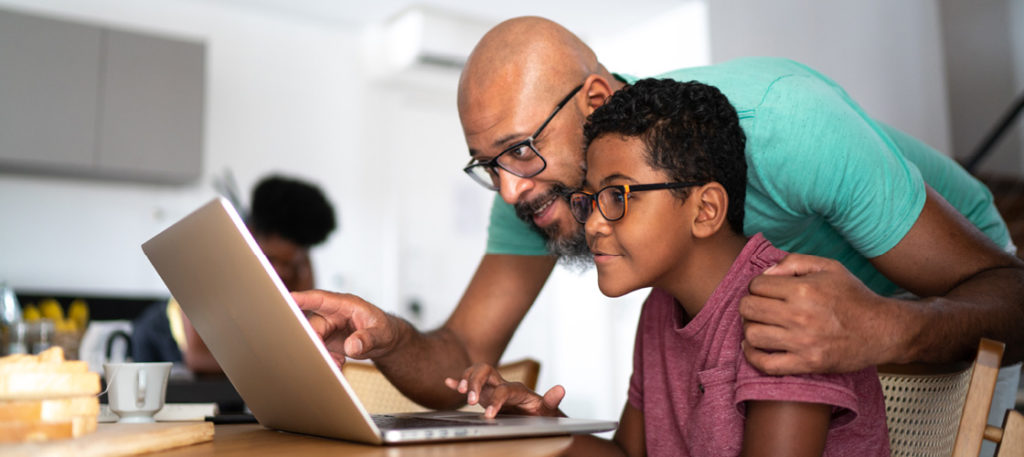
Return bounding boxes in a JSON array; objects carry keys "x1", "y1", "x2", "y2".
[{"x1": 497, "y1": 169, "x2": 535, "y2": 205}]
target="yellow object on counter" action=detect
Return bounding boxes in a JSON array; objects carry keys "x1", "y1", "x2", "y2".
[
  {"x1": 54, "y1": 318, "x2": 76, "y2": 333},
  {"x1": 167, "y1": 299, "x2": 187, "y2": 352},
  {"x1": 38, "y1": 299, "x2": 63, "y2": 322},
  {"x1": 21, "y1": 304, "x2": 39, "y2": 322},
  {"x1": 67, "y1": 299, "x2": 89, "y2": 332}
]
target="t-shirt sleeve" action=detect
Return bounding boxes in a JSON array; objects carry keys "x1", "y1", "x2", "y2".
[
  {"x1": 880, "y1": 123, "x2": 1011, "y2": 249},
  {"x1": 733, "y1": 356, "x2": 870, "y2": 427},
  {"x1": 749, "y1": 75, "x2": 926, "y2": 258},
  {"x1": 485, "y1": 193, "x2": 550, "y2": 256}
]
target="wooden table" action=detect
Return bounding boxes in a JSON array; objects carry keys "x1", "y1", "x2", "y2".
[{"x1": 147, "y1": 424, "x2": 575, "y2": 457}]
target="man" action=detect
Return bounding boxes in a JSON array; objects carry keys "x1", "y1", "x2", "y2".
[{"x1": 294, "y1": 17, "x2": 1024, "y2": 415}]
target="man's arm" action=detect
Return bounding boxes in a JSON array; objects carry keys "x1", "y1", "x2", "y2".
[
  {"x1": 873, "y1": 186, "x2": 1024, "y2": 364},
  {"x1": 295, "y1": 253, "x2": 555, "y2": 409},
  {"x1": 377, "y1": 254, "x2": 555, "y2": 408},
  {"x1": 741, "y1": 186, "x2": 1024, "y2": 374}
]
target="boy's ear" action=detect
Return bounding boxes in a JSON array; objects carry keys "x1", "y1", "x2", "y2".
[{"x1": 691, "y1": 183, "x2": 729, "y2": 239}]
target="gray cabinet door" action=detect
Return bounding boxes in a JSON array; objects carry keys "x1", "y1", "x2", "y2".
[
  {"x1": 98, "y1": 29, "x2": 205, "y2": 183},
  {"x1": 0, "y1": 7, "x2": 205, "y2": 184},
  {"x1": 0, "y1": 9, "x2": 102, "y2": 172}
]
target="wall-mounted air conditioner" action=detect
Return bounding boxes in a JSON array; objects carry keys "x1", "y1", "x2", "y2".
[{"x1": 362, "y1": 5, "x2": 492, "y2": 87}]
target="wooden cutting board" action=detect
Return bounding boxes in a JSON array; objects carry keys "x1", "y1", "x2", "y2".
[{"x1": 0, "y1": 421, "x2": 214, "y2": 457}]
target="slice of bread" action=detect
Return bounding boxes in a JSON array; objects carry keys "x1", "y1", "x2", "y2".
[
  {"x1": 0, "y1": 414, "x2": 98, "y2": 443},
  {"x1": 0, "y1": 347, "x2": 100, "y2": 400},
  {"x1": 0, "y1": 347, "x2": 89, "y2": 374},
  {"x1": 0, "y1": 372, "x2": 101, "y2": 400},
  {"x1": 0, "y1": 396, "x2": 99, "y2": 422},
  {"x1": 0, "y1": 347, "x2": 101, "y2": 443}
]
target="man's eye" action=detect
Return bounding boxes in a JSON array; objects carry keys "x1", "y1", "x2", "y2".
[{"x1": 507, "y1": 145, "x2": 532, "y2": 160}]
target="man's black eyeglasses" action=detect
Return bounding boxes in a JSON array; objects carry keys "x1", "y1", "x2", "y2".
[
  {"x1": 463, "y1": 84, "x2": 584, "y2": 191},
  {"x1": 569, "y1": 182, "x2": 704, "y2": 224}
]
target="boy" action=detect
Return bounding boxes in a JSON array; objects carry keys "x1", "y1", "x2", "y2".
[{"x1": 446, "y1": 78, "x2": 889, "y2": 456}]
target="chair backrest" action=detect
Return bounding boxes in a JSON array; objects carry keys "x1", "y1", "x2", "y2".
[
  {"x1": 880, "y1": 338, "x2": 1021, "y2": 457},
  {"x1": 994, "y1": 409, "x2": 1024, "y2": 457},
  {"x1": 949, "y1": 339, "x2": 1024, "y2": 457},
  {"x1": 952, "y1": 339, "x2": 1004, "y2": 456},
  {"x1": 341, "y1": 358, "x2": 541, "y2": 415},
  {"x1": 879, "y1": 364, "x2": 974, "y2": 456}
]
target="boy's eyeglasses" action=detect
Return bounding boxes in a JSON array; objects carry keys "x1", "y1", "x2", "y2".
[
  {"x1": 462, "y1": 84, "x2": 584, "y2": 191},
  {"x1": 569, "y1": 182, "x2": 704, "y2": 224}
]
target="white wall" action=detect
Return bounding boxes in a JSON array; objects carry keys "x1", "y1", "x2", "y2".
[
  {"x1": 0, "y1": 0, "x2": 379, "y2": 299},
  {"x1": 0, "y1": 0, "x2": 967, "y2": 425},
  {"x1": 939, "y1": 0, "x2": 1024, "y2": 175},
  {"x1": 708, "y1": 0, "x2": 953, "y2": 156},
  {"x1": 1015, "y1": 0, "x2": 1024, "y2": 170}
]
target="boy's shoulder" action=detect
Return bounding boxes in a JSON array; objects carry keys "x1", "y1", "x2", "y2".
[{"x1": 740, "y1": 233, "x2": 788, "y2": 270}]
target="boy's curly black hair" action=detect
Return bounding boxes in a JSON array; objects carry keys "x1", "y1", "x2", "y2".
[
  {"x1": 249, "y1": 175, "x2": 337, "y2": 247},
  {"x1": 583, "y1": 78, "x2": 747, "y2": 233}
]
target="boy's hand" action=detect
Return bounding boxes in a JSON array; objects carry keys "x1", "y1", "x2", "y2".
[{"x1": 444, "y1": 363, "x2": 566, "y2": 418}]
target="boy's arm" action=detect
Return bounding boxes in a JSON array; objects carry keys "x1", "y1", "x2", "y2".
[
  {"x1": 740, "y1": 400, "x2": 831, "y2": 457},
  {"x1": 562, "y1": 403, "x2": 646, "y2": 457},
  {"x1": 612, "y1": 403, "x2": 646, "y2": 457}
]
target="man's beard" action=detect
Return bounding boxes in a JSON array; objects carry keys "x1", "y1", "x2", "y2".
[
  {"x1": 547, "y1": 226, "x2": 592, "y2": 271},
  {"x1": 514, "y1": 183, "x2": 593, "y2": 271}
]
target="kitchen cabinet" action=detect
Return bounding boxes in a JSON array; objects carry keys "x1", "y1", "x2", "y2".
[
  {"x1": 0, "y1": 8, "x2": 205, "y2": 184},
  {"x1": 0, "y1": 9, "x2": 102, "y2": 171}
]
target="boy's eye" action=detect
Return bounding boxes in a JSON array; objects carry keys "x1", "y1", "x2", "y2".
[{"x1": 611, "y1": 189, "x2": 626, "y2": 203}]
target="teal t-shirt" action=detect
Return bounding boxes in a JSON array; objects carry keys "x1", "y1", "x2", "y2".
[{"x1": 485, "y1": 57, "x2": 1010, "y2": 295}]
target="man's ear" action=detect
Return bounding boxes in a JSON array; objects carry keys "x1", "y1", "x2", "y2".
[
  {"x1": 691, "y1": 183, "x2": 729, "y2": 239},
  {"x1": 582, "y1": 74, "x2": 615, "y2": 115}
]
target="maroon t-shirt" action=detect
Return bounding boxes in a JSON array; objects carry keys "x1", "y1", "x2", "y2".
[{"x1": 628, "y1": 234, "x2": 889, "y2": 456}]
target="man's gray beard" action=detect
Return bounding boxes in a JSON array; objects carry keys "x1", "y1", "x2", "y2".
[
  {"x1": 547, "y1": 226, "x2": 593, "y2": 272},
  {"x1": 513, "y1": 183, "x2": 593, "y2": 272}
]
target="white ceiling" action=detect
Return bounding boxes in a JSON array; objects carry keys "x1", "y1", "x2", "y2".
[{"x1": 197, "y1": 0, "x2": 690, "y2": 40}]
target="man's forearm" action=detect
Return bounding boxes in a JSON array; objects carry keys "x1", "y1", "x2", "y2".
[
  {"x1": 894, "y1": 265, "x2": 1024, "y2": 366},
  {"x1": 370, "y1": 315, "x2": 475, "y2": 410},
  {"x1": 362, "y1": 254, "x2": 554, "y2": 409}
]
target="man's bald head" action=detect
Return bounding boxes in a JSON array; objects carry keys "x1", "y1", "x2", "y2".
[
  {"x1": 457, "y1": 18, "x2": 621, "y2": 264},
  {"x1": 458, "y1": 17, "x2": 606, "y2": 114}
]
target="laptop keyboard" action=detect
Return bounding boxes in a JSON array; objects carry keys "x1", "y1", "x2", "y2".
[{"x1": 372, "y1": 414, "x2": 497, "y2": 429}]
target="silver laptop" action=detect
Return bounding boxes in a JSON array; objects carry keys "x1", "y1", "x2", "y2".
[{"x1": 141, "y1": 197, "x2": 617, "y2": 444}]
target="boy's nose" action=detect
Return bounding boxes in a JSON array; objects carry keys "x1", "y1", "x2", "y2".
[{"x1": 585, "y1": 210, "x2": 611, "y2": 239}]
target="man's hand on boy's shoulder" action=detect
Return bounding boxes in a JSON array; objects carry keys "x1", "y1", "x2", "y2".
[
  {"x1": 738, "y1": 253, "x2": 900, "y2": 375},
  {"x1": 444, "y1": 363, "x2": 566, "y2": 418}
]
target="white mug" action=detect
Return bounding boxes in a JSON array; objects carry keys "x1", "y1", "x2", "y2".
[{"x1": 104, "y1": 362, "x2": 172, "y2": 423}]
